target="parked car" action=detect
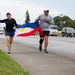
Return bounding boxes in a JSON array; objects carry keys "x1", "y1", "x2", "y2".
[
  {"x1": 0, "y1": 27, "x2": 4, "y2": 35},
  {"x1": 0, "y1": 30, "x2": 4, "y2": 34},
  {"x1": 62, "y1": 27, "x2": 75, "y2": 37},
  {"x1": 49, "y1": 25, "x2": 58, "y2": 36}
]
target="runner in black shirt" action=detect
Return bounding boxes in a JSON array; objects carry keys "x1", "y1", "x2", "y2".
[{"x1": 0, "y1": 12, "x2": 17, "y2": 54}]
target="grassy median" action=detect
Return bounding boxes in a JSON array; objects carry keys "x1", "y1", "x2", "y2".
[{"x1": 0, "y1": 50, "x2": 30, "y2": 75}]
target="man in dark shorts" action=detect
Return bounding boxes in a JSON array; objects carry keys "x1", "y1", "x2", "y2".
[
  {"x1": 0, "y1": 13, "x2": 17, "y2": 54},
  {"x1": 35, "y1": 9, "x2": 54, "y2": 53}
]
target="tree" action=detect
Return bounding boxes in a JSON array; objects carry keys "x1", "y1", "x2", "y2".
[
  {"x1": 54, "y1": 15, "x2": 75, "y2": 30},
  {"x1": 25, "y1": 10, "x2": 30, "y2": 24}
]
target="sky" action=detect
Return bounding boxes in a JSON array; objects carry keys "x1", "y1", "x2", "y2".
[{"x1": 0, "y1": 0, "x2": 75, "y2": 25}]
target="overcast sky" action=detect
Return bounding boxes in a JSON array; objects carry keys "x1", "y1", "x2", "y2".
[{"x1": 0, "y1": 0, "x2": 75, "y2": 24}]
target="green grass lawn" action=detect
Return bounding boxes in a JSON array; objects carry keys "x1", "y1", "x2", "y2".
[{"x1": 0, "y1": 50, "x2": 30, "y2": 75}]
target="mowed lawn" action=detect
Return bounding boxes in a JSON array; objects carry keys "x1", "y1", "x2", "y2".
[{"x1": 0, "y1": 50, "x2": 30, "y2": 75}]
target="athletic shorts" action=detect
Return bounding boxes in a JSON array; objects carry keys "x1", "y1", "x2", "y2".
[
  {"x1": 40, "y1": 31, "x2": 50, "y2": 37},
  {"x1": 5, "y1": 31, "x2": 15, "y2": 37}
]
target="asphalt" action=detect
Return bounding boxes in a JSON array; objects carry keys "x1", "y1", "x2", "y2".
[{"x1": 0, "y1": 38, "x2": 75, "y2": 75}]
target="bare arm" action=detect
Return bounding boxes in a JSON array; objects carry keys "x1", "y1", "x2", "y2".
[{"x1": 43, "y1": 18, "x2": 51, "y2": 24}]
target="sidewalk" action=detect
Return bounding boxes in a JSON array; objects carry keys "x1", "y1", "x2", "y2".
[{"x1": 0, "y1": 38, "x2": 75, "y2": 75}]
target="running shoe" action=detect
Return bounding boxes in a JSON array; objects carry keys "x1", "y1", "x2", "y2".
[
  {"x1": 44, "y1": 49, "x2": 48, "y2": 53},
  {"x1": 8, "y1": 50, "x2": 11, "y2": 54}
]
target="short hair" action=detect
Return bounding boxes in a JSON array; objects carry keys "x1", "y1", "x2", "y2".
[{"x1": 6, "y1": 12, "x2": 11, "y2": 15}]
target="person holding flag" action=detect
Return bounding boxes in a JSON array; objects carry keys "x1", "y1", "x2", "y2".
[
  {"x1": 0, "y1": 12, "x2": 17, "y2": 54},
  {"x1": 35, "y1": 9, "x2": 54, "y2": 53}
]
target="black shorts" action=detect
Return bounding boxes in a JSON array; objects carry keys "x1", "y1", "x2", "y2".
[{"x1": 40, "y1": 31, "x2": 50, "y2": 37}]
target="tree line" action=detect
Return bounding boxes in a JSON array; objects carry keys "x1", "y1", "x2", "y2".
[{"x1": 54, "y1": 15, "x2": 75, "y2": 30}]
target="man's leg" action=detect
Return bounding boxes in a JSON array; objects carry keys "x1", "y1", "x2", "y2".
[
  {"x1": 9, "y1": 37, "x2": 14, "y2": 51},
  {"x1": 39, "y1": 37, "x2": 44, "y2": 51},
  {"x1": 43, "y1": 31, "x2": 50, "y2": 53},
  {"x1": 6, "y1": 36, "x2": 11, "y2": 54},
  {"x1": 10, "y1": 37, "x2": 14, "y2": 44},
  {"x1": 44, "y1": 36, "x2": 48, "y2": 47},
  {"x1": 44, "y1": 36, "x2": 49, "y2": 53}
]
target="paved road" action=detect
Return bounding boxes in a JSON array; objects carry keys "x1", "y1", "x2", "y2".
[
  {"x1": 0, "y1": 35, "x2": 75, "y2": 75},
  {"x1": 14, "y1": 36, "x2": 75, "y2": 59}
]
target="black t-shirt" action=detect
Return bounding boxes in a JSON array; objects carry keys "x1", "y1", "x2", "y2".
[{"x1": 0, "y1": 18, "x2": 17, "y2": 32}]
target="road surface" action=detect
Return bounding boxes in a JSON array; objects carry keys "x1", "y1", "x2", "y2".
[
  {"x1": 0, "y1": 35, "x2": 75, "y2": 59},
  {"x1": 0, "y1": 35, "x2": 75, "y2": 75},
  {"x1": 16, "y1": 36, "x2": 75, "y2": 59}
]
